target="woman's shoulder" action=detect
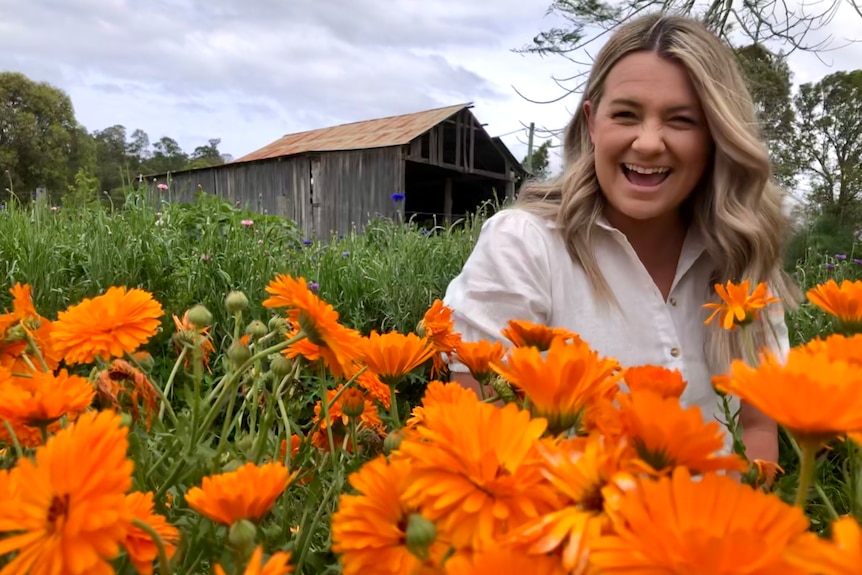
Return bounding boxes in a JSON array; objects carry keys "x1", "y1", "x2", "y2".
[{"x1": 478, "y1": 207, "x2": 561, "y2": 238}]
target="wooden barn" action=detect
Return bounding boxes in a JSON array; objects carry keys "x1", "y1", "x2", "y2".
[{"x1": 145, "y1": 103, "x2": 526, "y2": 239}]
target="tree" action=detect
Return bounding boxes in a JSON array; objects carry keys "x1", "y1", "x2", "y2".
[
  {"x1": 733, "y1": 44, "x2": 798, "y2": 191},
  {"x1": 793, "y1": 70, "x2": 862, "y2": 226},
  {"x1": 188, "y1": 138, "x2": 226, "y2": 169},
  {"x1": 93, "y1": 124, "x2": 130, "y2": 194},
  {"x1": 147, "y1": 136, "x2": 188, "y2": 174},
  {"x1": 0, "y1": 72, "x2": 95, "y2": 200},
  {"x1": 516, "y1": 139, "x2": 554, "y2": 189}
]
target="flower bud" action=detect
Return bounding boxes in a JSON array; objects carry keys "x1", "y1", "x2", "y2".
[
  {"x1": 490, "y1": 375, "x2": 518, "y2": 404},
  {"x1": 245, "y1": 320, "x2": 268, "y2": 340},
  {"x1": 268, "y1": 316, "x2": 289, "y2": 334},
  {"x1": 228, "y1": 341, "x2": 251, "y2": 366},
  {"x1": 405, "y1": 513, "x2": 436, "y2": 560},
  {"x1": 187, "y1": 304, "x2": 213, "y2": 329},
  {"x1": 269, "y1": 354, "x2": 293, "y2": 379},
  {"x1": 383, "y1": 429, "x2": 405, "y2": 454},
  {"x1": 225, "y1": 290, "x2": 249, "y2": 314},
  {"x1": 341, "y1": 388, "x2": 365, "y2": 418},
  {"x1": 227, "y1": 518, "x2": 257, "y2": 559}
]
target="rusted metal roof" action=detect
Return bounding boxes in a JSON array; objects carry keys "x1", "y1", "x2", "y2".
[{"x1": 232, "y1": 103, "x2": 472, "y2": 164}]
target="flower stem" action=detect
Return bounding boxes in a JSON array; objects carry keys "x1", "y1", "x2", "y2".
[
  {"x1": 132, "y1": 518, "x2": 172, "y2": 575},
  {"x1": 795, "y1": 443, "x2": 817, "y2": 508},
  {"x1": 319, "y1": 364, "x2": 337, "y2": 455},
  {"x1": 158, "y1": 347, "x2": 186, "y2": 423}
]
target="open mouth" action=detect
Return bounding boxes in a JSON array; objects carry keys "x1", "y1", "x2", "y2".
[{"x1": 621, "y1": 164, "x2": 672, "y2": 187}]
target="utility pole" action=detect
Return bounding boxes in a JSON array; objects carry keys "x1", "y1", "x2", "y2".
[{"x1": 524, "y1": 122, "x2": 535, "y2": 175}]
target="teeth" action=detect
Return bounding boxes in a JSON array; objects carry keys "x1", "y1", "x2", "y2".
[{"x1": 625, "y1": 164, "x2": 670, "y2": 175}]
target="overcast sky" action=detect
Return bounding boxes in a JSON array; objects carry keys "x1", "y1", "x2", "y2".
[{"x1": 1, "y1": 0, "x2": 860, "y2": 172}]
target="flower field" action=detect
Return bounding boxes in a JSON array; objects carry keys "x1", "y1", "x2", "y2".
[{"x1": 1, "y1": 192, "x2": 862, "y2": 574}]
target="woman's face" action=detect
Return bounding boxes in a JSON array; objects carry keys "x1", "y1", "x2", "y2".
[{"x1": 584, "y1": 51, "x2": 712, "y2": 228}]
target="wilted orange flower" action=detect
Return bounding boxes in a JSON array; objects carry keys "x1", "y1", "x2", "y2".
[
  {"x1": 750, "y1": 459, "x2": 784, "y2": 490},
  {"x1": 0, "y1": 282, "x2": 62, "y2": 373},
  {"x1": 591, "y1": 467, "x2": 813, "y2": 574},
  {"x1": 214, "y1": 545, "x2": 294, "y2": 575},
  {"x1": 263, "y1": 274, "x2": 362, "y2": 377},
  {"x1": 0, "y1": 410, "x2": 135, "y2": 575},
  {"x1": 714, "y1": 341, "x2": 862, "y2": 448},
  {"x1": 704, "y1": 279, "x2": 779, "y2": 330},
  {"x1": 491, "y1": 338, "x2": 620, "y2": 435},
  {"x1": 52, "y1": 286, "x2": 164, "y2": 364},
  {"x1": 500, "y1": 319, "x2": 582, "y2": 351},
  {"x1": 96, "y1": 359, "x2": 159, "y2": 429},
  {"x1": 185, "y1": 462, "x2": 294, "y2": 525},
  {"x1": 444, "y1": 548, "x2": 567, "y2": 575},
  {"x1": 506, "y1": 437, "x2": 634, "y2": 573},
  {"x1": 622, "y1": 365, "x2": 687, "y2": 398},
  {"x1": 332, "y1": 456, "x2": 445, "y2": 575},
  {"x1": 615, "y1": 390, "x2": 747, "y2": 476},
  {"x1": 418, "y1": 299, "x2": 462, "y2": 377},
  {"x1": 172, "y1": 311, "x2": 216, "y2": 369},
  {"x1": 807, "y1": 279, "x2": 862, "y2": 331},
  {"x1": 399, "y1": 392, "x2": 560, "y2": 551},
  {"x1": 360, "y1": 331, "x2": 436, "y2": 386},
  {"x1": 123, "y1": 491, "x2": 180, "y2": 575},
  {"x1": 452, "y1": 339, "x2": 506, "y2": 383},
  {"x1": 0, "y1": 368, "x2": 95, "y2": 427},
  {"x1": 406, "y1": 380, "x2": 476, "y2": 428},
  {"x1": 786, "y1": 515, "x2": 862, "y2": 575}
]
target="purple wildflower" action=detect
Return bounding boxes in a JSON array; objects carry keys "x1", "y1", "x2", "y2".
[
  {"x1": 825, "y1": 263, "x2": 836, "y2": 270},
  {"x1": 308, "y1": 281, "x2": 320, "y2": 292},
  {"x1": 836, "y1": 253, "x2": 847, "y2": 261},
  {"x1": 391, "y1": 192, "x2": 405, "y2": 202}
]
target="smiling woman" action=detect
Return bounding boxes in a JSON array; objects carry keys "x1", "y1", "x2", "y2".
[{"x1": 443, "y1": 13, "x2": 799, "y2": 466}]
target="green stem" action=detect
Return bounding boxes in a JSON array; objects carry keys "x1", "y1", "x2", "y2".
[
  {"x1": 132, "y1": 518, "x2": 172, "y2": 575},
  {"x1": 293, "y1": 469, "x2": 343, "y2": 574},
  {"x1": 2, "y1": 419, "x2": 23, "y2": 458},
  {"x1": 389, "y1": 385, "x2": 401, "y2": 429},
  {"x1": 795, "y1": 443, "x2": 817, "y2": 508},
  {"x1": 349, "y1": 418, "x2": 358, "y2": 454},
  {"x1": 215, "y1": 386, "x2": 240, "y2": 462},
  {"x1": 319, "y1": 364, "x2": 337, "y2": 455},
  {"x1": 158, "y1": 347, "x2": 187, "y2": 423},
  {"x1": 787, "y1": 433, "x2": 839, "y2": 519},
  {"x1": 277, "y1": 397, "x2": 294, "y2": 470}
]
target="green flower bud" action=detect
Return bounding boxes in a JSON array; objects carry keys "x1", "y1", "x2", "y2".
[
  {"x1": 269, "y1": 354, "x2": 293, "y2": 379},
  {"x1": 404, "y1": 513, "x2": 436, "y2": 560},
  {"x1": 228, "y1": 341, "x2": 251, "y2": 366},
  {"x1": 227, "y1": 518, "x2": 257, "y2": 559},
  {"x1": 225, "y1": 290, "x2": 249, "y2": 314},
  {"x1": 268, "y1": 316, "x2": 289, "y2": 334},
  {"x1": 245, "y1": 320, "x2": 268, "y2": 340},
  {"x1": 383, "y1": 429, "x2": 405, "y2": 454},
  {"x1": 187, "y1": 304, "x2": 213, "y2": 329}
]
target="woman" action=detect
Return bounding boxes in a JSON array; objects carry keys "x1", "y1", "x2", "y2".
[{"x1": 442, "y1": 13, "x2": 799, "y2": 464}]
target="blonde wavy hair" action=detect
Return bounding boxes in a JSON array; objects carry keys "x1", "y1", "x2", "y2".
[{"x1": 516, "y1": 12, "x2": 800, "y2": 374}]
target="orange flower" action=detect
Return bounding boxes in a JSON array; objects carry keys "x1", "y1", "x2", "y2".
[
  {"x1": 353, "y1": 370, "x2": 391, "y2": 409},
  {"x1": 622, "y1": 365, "x2": 687, "y2": 398},
  {"x1": 506, "y1": 436, "x2": 634, "y2": 573},
  {"x1": 491, "y1": 338, "x2": 620, "y2": 435},
  {"x1": 418, "y1": 299, "x2": 462, "y2": 376},
  {"x1": 0, "y1": 368, "x2": 95, "y2": 427},
  {"x1": 360, "y1": 331, "x2": 435, "y2": 386},
  {"x1": 172, "y1": 311, "x2": 216, "y2": 369},
  {"x1": 500, "y1": 319, "x2": 582, "y2": 351},
  {"x1": 0, "y1": 410, "x2": 135, "y2": 575},
  {"x1": 279, "y1": 434, "x2": 302, "y2": 461},
  {"x1": 214, "y1": 545, "x2": 293, "y2": 575},
  {"x1": 452, "y1": 339, "x2": 506, "y2": 383},
  {"x1": 185, "y1": 462, "x2": 294, "y2": 525},
  {"x1": 314, "y1": 385, "x2": 383, "y2": 434},
  {"x1": 786, "y1": 515, "x2": 862, "y2": 575},
  {"x1": 714, "y1": 341, "x2": 862, "y2": 448},
  {"x1": 590, "y1": 467, "x2": 813, "y2": 574},
  {"x1": 750, "y1": 459, "x2": 784, "y2": 490},
  {"x1": 615, "y1": 390, "x2": 747, "y2": 476},
  {"x1": 332, "y1": 456, "x2": 445, "y2": 575},
  {"x1": 123, "y1": 491, "x2": 180, "y2": 575},
  {"x1": 444, "y1": 548, "x2": 567, "y2": 575},
  {"x1": 0, "y1": 282, "x2": 62, "y2": 373},
  {"x1": 807, "y1": 279, "x2": 862, "y2": 331},
  {"x1": 704, "y1": 279, "x2": 779, "y2": 330},
  {"x1": 0, "y1": 416, "x2": 60, "y2": 448},
  {"x1": 398, "y1": 392, "x2": 560, "y2": 551},
  {"x1": 95, "y1": 359, "x2": 159, "y2": 429},
  {"x1": 263, "y1": 274, "x2": 362, "y2": 377},
  {"x1": 52, "y1": 286, "x2": 164, "y2": 364},
  {"x1": 406, "y1": 380, "x2": 477, "y2": 428},
  {"x1": 797, "y1": 333, "x2": 862, "y2": 365}
]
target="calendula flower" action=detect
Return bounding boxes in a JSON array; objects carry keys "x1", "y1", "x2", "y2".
[
  {"x1": 359, "y1": 331, "x2": 435, "y2": 387},
  {"x1": 353, "y1": 369, "x2": 391, "y2": 409},
  {"x1": 214, "y1": 545, "x2": 294, "y2": 575},
  {"x1": 806, "y1": 279, "x2": 862, "y2": 332},
  {"x1": 185, "y1": 462, "x2": 294, "y2": 525},
  {"x1": 615, "y1": 390, "x2": 747, "y2": 476},
  {"x1": 786, "y1": 515, "x2": 862, "y2": 575},
  {"x1": 417, "y1": 299, "x2": 462, "y2": 377},
  {"x1": 0, "y1": 410, "x2": 135, "y2": 575},
  {"x1": 406, "y1": 380, "x2": 476, "y2": 428},
  {"x1": 622, "y1": 365, "x2": 687, "y2": 398},
  {"x1": 0, "y1": 368, "x2": 95, "y2": 427},
  {"x1": 750, "y1": 459, "x2": 784, "y2": 490},
  {"x1": 399, "y1": 392, "x2": 560, "y2": 551},
  {"x1": 444, "y1": 548, "x2": 567, "y2": 575},
  {"x1": 52, "y1": 286, "x2": 164, "y2": 364},
  {"x1": 263, "y1": 274, "x2": 362, "y2": 377},
  {"x1": 452, "y1": 339, "x2": 506, "y2": 384},
  {"x1": 314, "y1": 384, "x2": 383, "y2": 435},
  {"x1": 703, "y1": 279, "x2": 779, "y2": 330},
  {"x1": 713, "y1": 339, "x2": 862, "y2": 448},
  {"x1": 506, "y1": 436, "x2": 635, "y2": 573},
  {"x1": 590, "y1": 467, "x2": 813, "y2": 574},
  {"x1": 332, "y1": 456, "x2": 445, "y2": 575},
  {"x1": 500, "y1": 319, "x2": 582, "y2": 351},
  {"x1": 491, "y1": 338, "x2": 620, "y2": 435},
  {"x1": 0, "y1": 282, "x2": 62, "y2": 373},
  {"x1": 95, "y1": 359, "x2": 159, "y2": 429},
  {"x1": 123, "y1": 491, "x2": 180, "y2": 575},
  {"x1": 797, "y1": 333, "x2": 862, "y2": 365}
]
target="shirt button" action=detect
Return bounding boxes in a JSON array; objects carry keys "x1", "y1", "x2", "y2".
[
  {"x1": 669, "y1": 297, "x2": 677, "y2": 306},
  {"x1": 670, "y1": 347, "x2": 681, "y2": 358}
]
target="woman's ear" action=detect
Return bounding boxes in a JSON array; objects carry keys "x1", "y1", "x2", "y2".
[{"x1": 583, "y1": 100, "x2": 596, "y2": 143}]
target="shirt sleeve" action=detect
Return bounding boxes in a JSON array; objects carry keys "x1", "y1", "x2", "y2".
[
  {"x1": 442, "y1": 209, "x2": 554, "y2": 372},
  {"x1": 764, "y1": 297, "x2": 792, "y2": 363}
]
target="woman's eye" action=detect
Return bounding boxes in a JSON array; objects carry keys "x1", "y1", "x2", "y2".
[{"x1": 611, "y1": 111, "x2": 636, "y2": 119}]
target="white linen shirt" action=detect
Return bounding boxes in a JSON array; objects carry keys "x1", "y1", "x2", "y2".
[{"x1": 443, "y1": 208, "x2": 790, "y2": 453}]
